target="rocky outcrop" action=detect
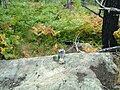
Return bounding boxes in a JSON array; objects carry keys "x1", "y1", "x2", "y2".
[{"x1": 0, "y1": 53, "x2": 118, "y2": 90}]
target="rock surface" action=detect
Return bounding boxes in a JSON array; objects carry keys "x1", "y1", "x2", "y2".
[{"x1": 0, "y1": 53, "x2": 118, "y2": 90}]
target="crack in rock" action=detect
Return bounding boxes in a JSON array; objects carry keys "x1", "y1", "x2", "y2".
[
  {"x1": 0, "y1": 75, "x2": 26, "y2": 90},
  {"x1": 90, "y1": 62, "x2": 116, "y2": 90}
]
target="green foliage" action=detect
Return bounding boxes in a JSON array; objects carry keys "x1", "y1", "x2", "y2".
[
  {"x1": 0, "y1": 1, "x2": 103, "y2": 60},
  {"x1": 34, "y1": 0, "x2": 39, "y2": 2}
]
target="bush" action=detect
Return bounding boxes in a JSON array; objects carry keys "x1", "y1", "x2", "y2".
[{"x1": 0, "y1": 1, "x2": 103, "y2": 59}]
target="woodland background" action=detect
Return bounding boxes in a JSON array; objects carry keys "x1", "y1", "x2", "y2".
[{"x1": 0, "y1": 0, "x2": 120, "y2": 59}]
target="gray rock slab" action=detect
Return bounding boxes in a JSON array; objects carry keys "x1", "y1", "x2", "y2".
[{"x1": 0, "y1": 53, "x2": 118, "y2": 90}]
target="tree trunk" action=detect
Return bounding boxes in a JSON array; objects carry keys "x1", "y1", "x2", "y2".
[
  {"x1": 0, "y1": 0, "x2": 1, "y2": 6},
  {"x1": 102, "y1": 0, "x2": 119, "y2": 49}
]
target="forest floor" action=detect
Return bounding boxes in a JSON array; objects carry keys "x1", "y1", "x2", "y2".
[{"x1": 0, "y1": 2, "x2": 120, "y2": 59}]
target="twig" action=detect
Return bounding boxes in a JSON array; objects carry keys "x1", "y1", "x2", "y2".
[
  {"x1": 102, "y1": 85, "x2": 110, "y2": 90},
  {"x1": 66, "y1": 33, "x2": 82, "y2": 52},
  {"x1": 114, "y1": 85, "x2": 120, "y2": 89},
  {"x1": 98, "y1": 46, "x2": 120, "y2": 52},
  {"x1": 95, "y1": 0, "x2": 120, "y2": 12},
  {"x1": 66, "y1": 45, "x2": 74, "y2": 52},
  {"x1": 82, "y1": 5, "x2": 103, "y2": 18},
  {"x1": 74, "y1": 33, "x2": 85, "y2": 53},
  {"x1": 74, "y1": 33, "x2": 80, "y2": 52}
]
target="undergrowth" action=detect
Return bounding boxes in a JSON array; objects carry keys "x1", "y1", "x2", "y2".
[{"x1": 0, "y1": 1, "x2": 103, "y2": 59}]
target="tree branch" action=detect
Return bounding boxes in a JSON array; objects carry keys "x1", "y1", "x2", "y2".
[{"x1": 95, "y1": 0, "x2": 120, "y2": 12}]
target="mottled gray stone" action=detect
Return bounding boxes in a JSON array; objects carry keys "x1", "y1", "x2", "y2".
[{"x1": 0, "y1": 53, "x2": 118, "y2": 90}]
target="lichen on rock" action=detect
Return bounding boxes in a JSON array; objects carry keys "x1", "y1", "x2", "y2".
[{"x1": 0, "y1": 52, "x2": 119, "y2": 90}]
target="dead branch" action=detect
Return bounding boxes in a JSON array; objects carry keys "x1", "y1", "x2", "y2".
[
  {"x1": 98, "y1": 46, "x2": 120, "y2": 52},
  {"x1": 95, "y1": 0, "x2": 120, "y2": 12}
]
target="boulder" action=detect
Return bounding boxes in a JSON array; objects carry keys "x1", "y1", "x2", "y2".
[{"x1": 0, "y1": 53, "x2": 118, "y2": 90}]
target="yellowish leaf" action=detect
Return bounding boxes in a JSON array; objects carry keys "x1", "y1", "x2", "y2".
[
  {"x1": 52, "y1": 43, "x2": 58, "y2": 52},
  {"x1": 0, "y1": 34, "x2": 5, "y2": 41},
  {"x1": 82, "y1": 45, "x2": 97, "y2": 53},
  {"x1": 1, "y1": 41, "x2": 8, "y2": 46},
  {"x1": 0, "y1": 47, "x2": 7, "y2": 52},
  {"x1": 31, "y1": 23, "x2": 58, "y2": 36}
]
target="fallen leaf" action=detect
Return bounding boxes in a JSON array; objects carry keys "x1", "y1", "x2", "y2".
[
  {"x1": 21, "y1": 51, "x2": 30, "y2": 58},
  {"x1": 31, "y1": 23, "x2": 58, "y2": 36},
  {"x1": 82, "y1": 45, "x2": 97, "y2": 53},
  {"x1": 52, "y1": 43, "x2": 58, "y2": 52}
]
